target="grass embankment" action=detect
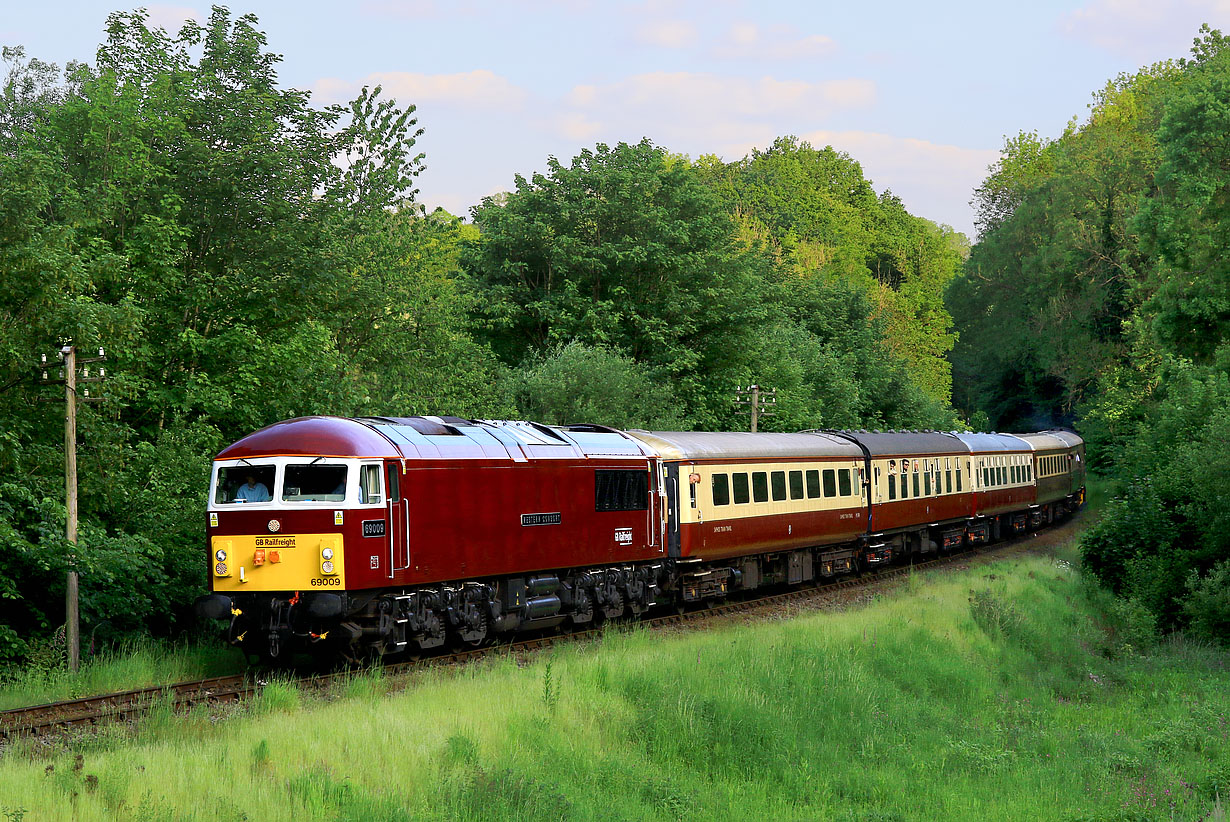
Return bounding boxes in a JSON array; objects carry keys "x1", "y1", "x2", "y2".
[
  {"x1": 0, "y1": 641, "x2": 244, "y2": 712},
  {"x1": 3, "y1": 541, "x2": 1228, "y2": 820}
]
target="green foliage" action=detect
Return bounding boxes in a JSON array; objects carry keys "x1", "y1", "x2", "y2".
[
  {"x1": 700, "y1": 136, "x2": 965, "y2": 410},
  {"x1": 1183, "y1": 560, "x2": 1230, "y2": 644},
  {"x1": 956, "y1": 26, "x2": 1230, "y2": 636},
  {"x1": 463, "y1": 138, "x2": 770, "y2": 427},
  {"x1": 0, "y1": 9, "x2": 510, "y2": 657},
  {"x1": 513, "y1": 342, "x2": 684, "y2": 429}
]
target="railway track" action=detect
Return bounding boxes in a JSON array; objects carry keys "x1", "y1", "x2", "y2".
[{"x1": 0, "y1": 522, "x2": 1075, "y2": 740}]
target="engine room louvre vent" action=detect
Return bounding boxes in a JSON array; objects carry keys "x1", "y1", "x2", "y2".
[{"x1": 359, "y1": 416, "x2": 465, "y2": 436}]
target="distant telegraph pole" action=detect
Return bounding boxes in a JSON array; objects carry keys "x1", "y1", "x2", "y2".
[
  {"x1": 39, "y1": 343, "x2": 107, "y2": 673},
  {"x1": 734, "y1": 384, "x2": 776, "y2": 433}
]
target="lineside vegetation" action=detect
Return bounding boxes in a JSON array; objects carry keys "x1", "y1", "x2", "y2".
[{"x1": 3, "y1": 544, "x2": 1226, "y2": 820}]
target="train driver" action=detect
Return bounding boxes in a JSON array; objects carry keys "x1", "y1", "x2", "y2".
[{"x1": 235, "y1": 473, "x2": 271, "y2": 503}]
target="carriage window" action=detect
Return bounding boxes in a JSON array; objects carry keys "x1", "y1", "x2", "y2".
[
  {"x1": 771, "y1": 471, "x2": 787, "y2": 501},
  {"x1": 913, "y1": 472, "x2": 920, "y2": 497},
  {"x1": 733, "y1": 473, "x2": 750, "y2": 504},
  {"x1": 983, "y1": 467, "x2": 990, "y2": 487},
  {"x1": 888, "y1": 473, "x2": 897, "y2": 500},
  {"x1": 999, "y1": 467, "x2": 1006, "y2": 485},
  {"x1": 216, "y1": 465, "x2": 276, "y2": 504},
  {"x1": 283, "y1": 464, "x2": 348, "y2": 502},
  {"x1": 789, "y1": 470, "x2": 805, "y2": 500},
  {"x1": 956, "y1": 466, "x2": 963, "y2": 492},
  {"x1": 924, "y1": 472, "x2": 932, "y2": 496},
  {"x1": 900, "y1": 473, "x2": 908, "y2": 498},
  {"x1": 595, "y1": 469, "x2": 649, "y2": 512},
  {"x1": 752, "y1": 472, "x2": 769, "y2": 503},
  {"x1": 823, "y1": 469, "x2": 837, "y2": 497},
  {"x1": 712, "y1": 474, "x2": 730, "y2": 506},
  {"x1": 838, "y1": 469, "x2": 852, "y2": 496},
  {"x1": 806, "y1": 470, "x2": 821, "y2": 499},
  {"x1": 359, "y1": 463, "x2": 383, "y2": 505}
]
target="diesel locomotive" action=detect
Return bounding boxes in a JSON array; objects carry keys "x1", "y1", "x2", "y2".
[{"x1": 194, "y1": 416, "x2": 1085, "y2": 662}]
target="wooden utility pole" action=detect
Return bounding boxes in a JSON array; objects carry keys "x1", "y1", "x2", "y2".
[
  {"x1": 734, "y1": 384, "x2": 776, "y2": 433},
  {"x1": 40, "y1": 344, "x2": 106, "y2": 673},
  {"x1": 64, "y1": 345, "x2": 78, "y2": 673}
]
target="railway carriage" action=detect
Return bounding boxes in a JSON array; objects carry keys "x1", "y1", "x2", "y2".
[
  {"x1": 196, "y1": 416, "x2": 1086, "y2": 663},
  {"x1": 847, "y1": 431, "x2": 974, "y2": 558},
  {"x1": 950, "y1": 433, "x2": 1036, "y2": 541},
  {"x1": 627, "y1": 431, "x2": 867, "y2": 596},
  {"x1": 1018, "y1": 431, "x2": 1087, "y2": 524}
]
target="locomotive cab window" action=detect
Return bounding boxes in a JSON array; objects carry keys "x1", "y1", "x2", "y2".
[
  {"x1": 359, "y1": 463, "x2": 383, "y2": 505},
  {"x1": 216, "y1": 465, "x2": 275, "y2": 504},
  {"x1": 595, "y1": 469, "x2": 649, "y2": 512},
  {"x1": 283, "y1": 464, "x2": 348, "y2": 502}
]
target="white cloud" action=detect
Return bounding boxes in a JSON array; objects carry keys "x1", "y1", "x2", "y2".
[
  {"x1": 143, "y1": 5, "x2": 202, "y2": 33},
  {"x1": 713, "y1": 22, "x2": 836, "y2": 61},
  {"x1": 1059, "y1": 0, "x2": 1230, "y2": 61},
  {"x1": 544, "y1": 71, "x2": 876, "y2": 169},
  {"x1": 799, "y1": 130, "x2": 999, "y2": 235},
  {"x1": 635, "y1": 19, "x2": 699, "y2": 48},
  {"x1": 314, "y1": 70, "x2": 527, "y2": 110},
  {"x1": 359, "y1": 0, "x2": 592, "y2": 18},
  {"x1": 566, "y1": 71, "x2": 873, "y2": 120}
]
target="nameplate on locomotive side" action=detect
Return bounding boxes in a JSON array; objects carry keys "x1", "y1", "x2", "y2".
[
  {"x1": 521, "y1": 512, "x2": 562, "y2": 527},
  {"x1": 362, "y1": 520, "x2": 386, "y2": 537}
]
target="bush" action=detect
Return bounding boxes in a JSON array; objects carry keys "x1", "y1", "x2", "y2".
[{"x1": 1183, "y1": 560, "x2": 1230, "y2": 645}]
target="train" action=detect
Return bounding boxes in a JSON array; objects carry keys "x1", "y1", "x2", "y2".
[{"x1": 193, "y1": 416, "x2": 1085, "y2": 662}]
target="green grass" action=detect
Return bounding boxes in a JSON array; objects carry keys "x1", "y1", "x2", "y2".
[
  {"x1": 0, "y1": 639, "x2": 245, "y2": 711},
  {"x1": 2, "y1": 546, "x2": 1227, "y2": 821}
]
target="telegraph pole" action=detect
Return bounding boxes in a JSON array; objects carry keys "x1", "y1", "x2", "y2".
[
  {"x1": 40, "y1": 343, "x2": 106, "y2": 672},
  {"x1": 734, "y1": 384, "x2": 776, "y2": 433}
]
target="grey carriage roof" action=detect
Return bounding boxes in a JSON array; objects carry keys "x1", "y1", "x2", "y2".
[
  {"x1": 949, "y1": 432, "x2": 1033, "y2": 453},
  {"x1": 627, "y1": 430, "x2": 862, "y2": 461},
  {"x1": 1016, "y1": 431, "x2": 1084, "y2": 452},
  {"x1": 829, "y1": 431, "x2": 967, "y2": 457}
]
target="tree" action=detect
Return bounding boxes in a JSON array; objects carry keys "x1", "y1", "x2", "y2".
[
  {"x1": 514, "y1": 342, "x2": 684, "y2": 429},
  {"x1": 463, "y1": 139, "x2": 768, "y2": 427}
]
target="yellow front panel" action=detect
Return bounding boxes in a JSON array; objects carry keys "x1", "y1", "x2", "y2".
[{"x1": 212, "y1": 533, "x2": 344, "y2": 592}]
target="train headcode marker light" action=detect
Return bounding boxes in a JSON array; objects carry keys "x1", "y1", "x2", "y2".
[
  {"x1": 253, "y1": 549, "x2": 266, "y2": 566},
  {"x1": 269, "y1": 550, "x2": 282, "y2": 563}
]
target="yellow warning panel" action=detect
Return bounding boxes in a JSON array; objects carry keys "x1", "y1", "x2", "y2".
[{"x1": 211, "y1": 533, "x2": 344, "y2": 592}]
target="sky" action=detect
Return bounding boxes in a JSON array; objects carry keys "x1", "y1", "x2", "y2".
[{"x1": 5, "y1": 1, "x2": 1230, "y2": 238}]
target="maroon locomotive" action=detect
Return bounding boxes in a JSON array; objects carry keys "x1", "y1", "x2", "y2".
[{"x1": 194, "y1": 417, "x2": 1085, "y2": 662}]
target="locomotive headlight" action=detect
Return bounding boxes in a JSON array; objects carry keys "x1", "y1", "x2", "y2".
[
  {"x1": 215, "y1": 549, "x2": 227, "y2": 562},
  {"x1": 321, "y1": 560, "x2": 335, "y2": 575},
  {"x1": 321, "y1": 547, "x2": 334, "y2": 560}
]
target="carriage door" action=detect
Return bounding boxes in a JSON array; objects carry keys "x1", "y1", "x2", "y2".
[
  {"x1": 385, "y1": 460, "x2": 409, "y2": 578},
  {"x1": 646, "y1": 460, "x2": 661, "y2": 552}
]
